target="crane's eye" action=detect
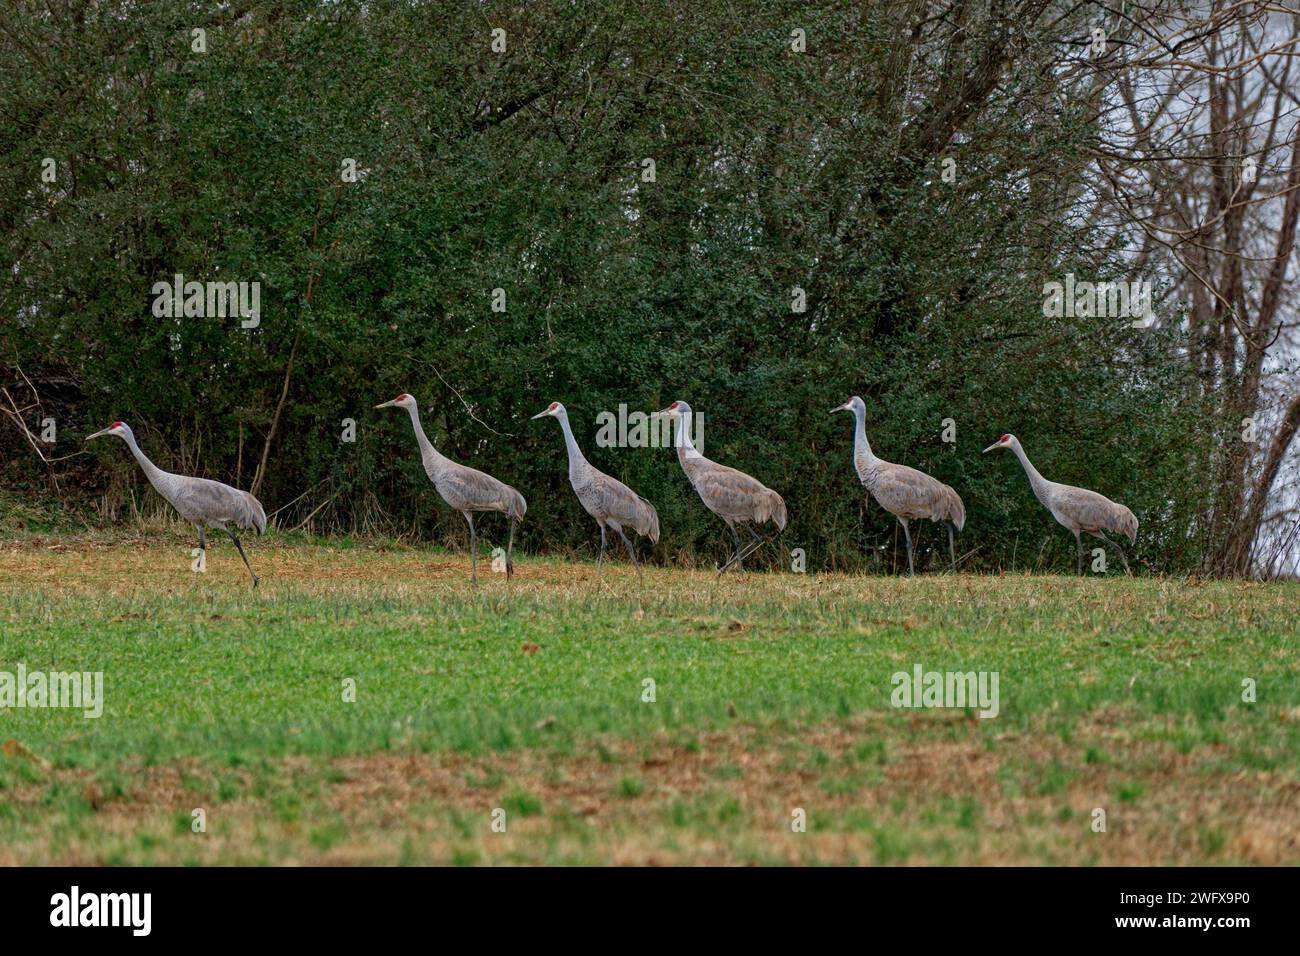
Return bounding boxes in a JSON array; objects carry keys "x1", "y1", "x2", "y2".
[
  {"x1": 549, "y1": 402, "x2": 557, "y2": 410},
  {"x1": 1000, "y1": 434, "x2": 1010, "y2": 442}
]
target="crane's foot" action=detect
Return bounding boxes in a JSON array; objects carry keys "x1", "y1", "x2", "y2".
[
  {"x1": 251, "y1": 575, "x2": 260, "y2": 588},
  {"x1": 506, "y1": 559, "x2": 514, "y2": 579}
]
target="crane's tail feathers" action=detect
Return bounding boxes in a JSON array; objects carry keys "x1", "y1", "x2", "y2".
[
  {"x1": 765, "y1": 490, "x2": 788, "y2": 531},
  {"x1": 1117, "y1": 507, "x2": 1138, "y2": 545},
  {"x1": 240, "y1": 492, "x2": 268, "y2": 535},
  {"x1": 508, "y1": 489, "x2": 527, "y2": 522},
  {"x1": 636, "y1": 496, "x2": 661, "y2": 544},
  {"x1": 946, "y1": 486, "x2": 966, "y2": 532}
]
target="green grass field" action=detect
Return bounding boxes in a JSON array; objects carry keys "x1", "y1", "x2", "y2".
[{"x1": 0, "y1": 533, "x2": 1297, "y2": 865}]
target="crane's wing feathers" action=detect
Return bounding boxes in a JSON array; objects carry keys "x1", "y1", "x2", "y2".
[
  {"x1": 435, "y1": 463, "x2": 526, "y2": 520},
  {"x1": 1051, "y1": 483, "x2": 1137, "y2": 542},
  {"x1": 688, "y1": 457, "x2": 787, "y2": 529},
  {"x1": 869, "y1": 461, "x2": 965, "y2": 528},
  {"x1": 585, "y1": 470, "x2": 660, "y2": 542},
  {"x1": 169, "y1": 476, "x2": 266, "y2": 533}
]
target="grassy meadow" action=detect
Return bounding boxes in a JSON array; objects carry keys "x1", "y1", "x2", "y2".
[{"x1": 0, "y1": 532, "x2": 1297, "y2": 865}]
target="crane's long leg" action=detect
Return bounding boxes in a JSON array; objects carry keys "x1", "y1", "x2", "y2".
[
  {"x1": 192, "y1": 526, "x2": 206, "y2": 588},
  {"x1": 719, "y1": 521, "x2": 770, "y2": 575},
  {"x1": 1096, "y1": 532, "x2": 1131, "y2": 574},
  {"x1": 464, "y1": 512, "x2": 477, "y2": 583},
  {"x1": 1075, "y1": 531, "x2": 1084, "y2": 575},
  {"x1": 734, "y1": 524, "x2": 768, "y2": 569},
  {"x1": 505, "y1": 517, "x2": 515, "y2": 579},
  {"x1": 719, "y1": 520, "x2": 744, "y2": 575},
  {"x1": 900, "y1": 518, "x2": 914, "y2": 576},
  {"x1": 597, "y1": 523, "x2": 607, "y2": 575},
  {"x1": 225, "y1": 528, "x2": 259, "y2": 587},
  {"x1": 947, "y1": 521, "x2": 956, "y2": 572},
  {"x1": 615, "y1": 526, "x2": 642, "y2": 582},
  {"x1": 720, "y1": 539, "x2": 763, "y2": 575}
]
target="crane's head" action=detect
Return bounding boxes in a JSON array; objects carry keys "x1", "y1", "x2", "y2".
[
  {"x1": 85, "y1": 421, "x2": 131, "y2": 442},
  {"x1": 374, "y1": 393, "x2": 416, "y2": 410},
  {"x1": 530, "y1": 401, "x2": 566, "y2": 420},
  {"x1": 653, "y1": 400, "x2": 691, "y2": 420},
  {"x1": 983, "y1": 433, "x2": 1016, "y2": 454},
  {"x1": 830, "y1": 396, "x2": 865, "y2": 416}
]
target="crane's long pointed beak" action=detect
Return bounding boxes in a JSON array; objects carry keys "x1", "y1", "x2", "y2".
[
  {"x1": 830, "y1": 403, "x2": 850, "y2": 414},
  {"x1": 85, "y1": 428, "x2": 111, "y2": 441},
  {"x1": 374, "y1": 400, "x2": 395, "y2": 409},
  {"x1": 982, "y1": 442, "x2": 1001, "y2": 454},
  {"x1": 652, "y1": 407, "x2": 673, "y2": 418},
  {"x1": 530, "y1": 409, "x2": 550, "y2": 419}
]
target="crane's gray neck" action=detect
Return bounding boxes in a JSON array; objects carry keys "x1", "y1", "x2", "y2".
[
  {"x1": 122, "y1": 431, "x2": 172, "y2": 492},
  {"x1": 1011, "y1": 442, "x2": 1051, "y2": 501},
  {"x1": 674, "y1": 410, "x2": 702, "y2": 465},
  {"x1": 405, "y1": 403, "x2": 448, "y2": 474},
  {"x1": 556, "y1": 411, "x2": 591, "y2": 481},
  {"x1": 851, "y1": 405, "x2": 877, "y2": 468}
]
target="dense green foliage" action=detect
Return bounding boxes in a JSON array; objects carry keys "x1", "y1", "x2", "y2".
[{"x1": 1, "y1": 1, "x2": 1213, "y2": 570}]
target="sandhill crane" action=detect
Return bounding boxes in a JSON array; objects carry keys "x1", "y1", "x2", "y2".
[
  {"x1": 832, "y1": 396, "x2": 965, "y2": 574},
  {"x1": 531, "y1": 401, "x2": 659, "y2": 578},
  {"x1": 655, "y1": 400, "x2": 786, "y2": 573},
  {"x1": 85, "y1": 421, "x2": 267, "y2": 585},
  {"x1": 375, "y1": 393, "x2": 525, "y2": 582},
  {"x1": 983, "y1": 433, "x2": 1137, "y2": 574}
]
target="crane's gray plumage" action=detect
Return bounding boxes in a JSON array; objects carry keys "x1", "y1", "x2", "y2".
[
  {"x1": 532, "y1": 401, "x2": 658, "y2": 577},
  {"x1": 85, "y1": 420, "x2": 266, "y2": 585},
  {"x1": 376, "y1": 393, "x2": 525, "y2": 581},
  {"x1": 656, "y1": 400, "x2": 786, "y2": 573},
  {"x1": 983, "y1": 433, "x2": 1137, "y2": 574},
  {"x1": 833, "y1": 396, "x2": 965, "y2": 574}
]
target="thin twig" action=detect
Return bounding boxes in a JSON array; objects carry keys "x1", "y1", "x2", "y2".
[
  {"x1": 0, "y1": 385, "x2": 85, "y2": 465},
  {"x1": 422, "y1": 360, "x2": 513, "y2": 437}
]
